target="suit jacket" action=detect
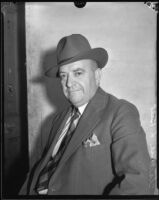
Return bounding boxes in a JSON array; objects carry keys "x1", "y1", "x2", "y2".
[{"x1": 19, "y1": 87, "x2": 151, "y2": 195}]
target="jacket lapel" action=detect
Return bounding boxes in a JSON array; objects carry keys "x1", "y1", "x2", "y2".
[
  {"x1": 52, "y1": 87, "x2": 109, "y2": 178},
  {"x1": 29, "y1": 107, "x2": 72, "y2": 193},
  {"x1": 47, "y1": 107, "x2": 72, "y2": 150},
  {"x1": 40, "y1": 107, "x2": 72, "y2": 167}
]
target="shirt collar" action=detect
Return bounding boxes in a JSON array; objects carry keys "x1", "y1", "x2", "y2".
[{"x1": 78, "y1": 103, "x2": 88, "y2": 115}]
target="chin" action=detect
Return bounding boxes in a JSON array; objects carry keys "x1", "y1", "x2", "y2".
[
  {"x1": 70, "y1": 100, "x2": 81, "y2": 107},
  {"x1": 69, "y1": 99, "x2": 83, "y2": 107}
]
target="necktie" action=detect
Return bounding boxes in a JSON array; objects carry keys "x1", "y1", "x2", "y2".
[{"x1": 35, "y1": 107, "x2": 80, "y2": 194}]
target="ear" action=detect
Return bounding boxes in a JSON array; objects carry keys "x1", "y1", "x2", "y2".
[{"x1": 95, "y1": 68, "x2": 102, "y2": 86}]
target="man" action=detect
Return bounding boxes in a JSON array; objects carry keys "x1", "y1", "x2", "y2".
[{"x1": 19, "y1": 34, "x2": 151, "y2": 195}]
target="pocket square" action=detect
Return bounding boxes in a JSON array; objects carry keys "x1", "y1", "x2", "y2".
[{"x1": 83, "y1": 134, "x2": 100, "y2": 147}]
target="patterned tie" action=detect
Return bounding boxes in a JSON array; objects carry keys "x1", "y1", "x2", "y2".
[{"x1": 35, "y1": 107, "x2": 80, "y2": 194}]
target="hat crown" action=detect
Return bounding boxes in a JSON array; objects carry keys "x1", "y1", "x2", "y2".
[
  {"x1": 45, "y1": 33, "x2": 108, "y2": 77},
  {"x1": 57, "y1": 34, "x2": 91, "y2": 65}
]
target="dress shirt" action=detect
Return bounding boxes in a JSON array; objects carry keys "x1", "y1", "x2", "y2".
[{"x1": 52, "y1": 103, "x2": 88, "y2": 157}]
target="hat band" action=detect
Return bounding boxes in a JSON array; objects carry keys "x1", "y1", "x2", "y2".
[{"x1": 58, "y1": 56, "x2": 75, "y2": 65}]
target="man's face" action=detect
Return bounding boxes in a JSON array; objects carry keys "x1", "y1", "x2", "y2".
[{"x1": 59, "y1": 59, "x2": 101, "y2": 107}]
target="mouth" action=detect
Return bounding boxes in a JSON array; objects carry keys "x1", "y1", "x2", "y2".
[
  {"x1": 68, "y1": 89, "x2": 81, "y2": 93},
  {"x1": 67, "y1": 90, "x2": 82, "y2": 97}
]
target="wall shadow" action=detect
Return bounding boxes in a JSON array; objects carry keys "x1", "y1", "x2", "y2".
[{"x1": 29, "y1": 47, "x2": 70, "y2": 168}]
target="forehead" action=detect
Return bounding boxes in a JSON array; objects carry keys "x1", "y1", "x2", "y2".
[{"x1": 59, "y1": 59, "x2": 97, "y2": 72}]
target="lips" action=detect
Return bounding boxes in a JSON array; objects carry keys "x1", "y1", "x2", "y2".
[{"x1": 68, "y1": 89, "x2": 81, "y2": 93}]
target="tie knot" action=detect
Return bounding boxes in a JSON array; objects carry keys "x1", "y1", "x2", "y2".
[{"x1": 72, "y1": 107, "x2": 80, "y2": 121}]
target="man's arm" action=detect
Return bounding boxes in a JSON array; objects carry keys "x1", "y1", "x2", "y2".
[
  {"x1": 109, "y1": 101, "x2": 151, "y2": 194},
  {"x1": 18, "y1": 113, "x2": 60, "y2": 195},
  {"x1": 18, "y1": 160, "x2": 41, "y2": 195}
]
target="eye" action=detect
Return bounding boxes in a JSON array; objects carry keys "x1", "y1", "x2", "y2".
[
  {"x1": 74, "y1": 71, "x2": 83, "y2": 77},
  {"x1": 59, "y1": 73, "x2": 67, "y2": 80}
]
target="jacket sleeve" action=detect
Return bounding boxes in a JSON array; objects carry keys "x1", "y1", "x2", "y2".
[
  {"x1": 18, "y1": 160, "x2": 40, "y2": 195},
  {"x1": 18, "y1": 172, "x2": 30, "y2": 195},
  {"x1": 109, "y1": 101, "x2": 151, "y2": 194},
  {"x1": 18, "y1": 113, "x2": 60, "y2": 195}
]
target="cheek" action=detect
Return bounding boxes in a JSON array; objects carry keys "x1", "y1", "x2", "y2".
[
  {"x1": 61, "y1": 83, "x2": 67, "y2": 94},
  {"x1": 84, "y1": 78, "x2": 97, "y2": 97},
  {"x1": 83, "y1": 80, "x2": 92, "y2": 92}
]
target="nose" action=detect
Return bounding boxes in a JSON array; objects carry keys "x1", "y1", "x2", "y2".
[{"x1": 66, "y1": 75, "x2": 73, "y2": 88}]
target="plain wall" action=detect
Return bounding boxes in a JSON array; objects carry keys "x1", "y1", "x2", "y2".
[{"x1": 25, "y1": 2, "x2": 156, "y2": 168}]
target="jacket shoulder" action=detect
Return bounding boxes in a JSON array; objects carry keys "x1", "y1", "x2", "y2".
[
  {"x1": 105, "y1": 91, "x2": 139, "y2": 116},
  {"x1": 106, "y1": 93, "x2": 141, "y2": 141}
]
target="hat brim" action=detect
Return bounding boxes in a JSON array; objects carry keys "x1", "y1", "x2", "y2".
[{"x1": 45, "y1": 48, "x2": 108, "y2": 77}]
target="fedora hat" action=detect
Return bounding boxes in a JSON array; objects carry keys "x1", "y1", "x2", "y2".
[{"x1": 45, "y1": 34, "x2": 108, "y2": 77}]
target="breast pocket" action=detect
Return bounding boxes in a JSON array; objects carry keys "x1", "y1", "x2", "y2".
[
  {"x1": 81, "y1": 143, "x2": 108, "y2": 183},
  {"x1": 83, "y1": 144, "x2": 106, "y2": 162}
]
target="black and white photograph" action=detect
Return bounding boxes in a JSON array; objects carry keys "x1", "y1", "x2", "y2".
[{"x1": 1, "y1": 2, "x2": 158, "y2": 198}]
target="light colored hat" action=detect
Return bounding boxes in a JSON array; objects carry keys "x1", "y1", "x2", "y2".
[{"x1": 45, "y1": 34, "x2": 108, "y2": 77}]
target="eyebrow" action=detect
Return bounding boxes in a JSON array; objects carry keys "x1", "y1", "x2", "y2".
[{"x1": 73, "y1": 68, "x2": 85, "y2": 72}]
